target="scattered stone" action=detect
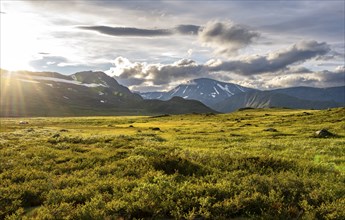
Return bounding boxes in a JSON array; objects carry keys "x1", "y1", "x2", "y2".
[
  {"x1": 315, "y1": 129, "x2": 335, "y2": 138},
  {"x1": 151, "y1": 127, "x2": 161, "y2": 131},
  {"x1": 303, "y1": 112, "x2": 312, "y2": 115},
  {"x1": 52, "y1": 133, "x2": 60, "y2": 138},
  {"x1": 19, "y1": 121, "x2": 29, "y2": 125},
  {"x1": 26, "y1": 128, "x2": 34, "y2": 132},
  {"x1": 263, "y1": 128, "x2": 278, "y2": 132},
  {"x1": 60, "y1": 129, "x2": 68, "y2": 132}
]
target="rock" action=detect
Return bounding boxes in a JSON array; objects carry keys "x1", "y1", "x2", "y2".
[
  {"x1": 263, "y1": 128, "x2": 278, "y2": 132},
  {"x1": 151, "y1": 127, "x2": 160, "y2": 131},
  {"x1": 303, "y1": 112, "x2": 312, "y2": 115},
  {"x1": 129, "y1": 125, "x2": 134, "y2": 128},
  {"x1": 315, "y1": 129, "x2": 335, "y2": 138},
  {"x1": 60, "y1": 129, "x2": 68, "y2": 132},
  {"x1": 19, "y1": 121, "x2": 29, "y2": 125}
]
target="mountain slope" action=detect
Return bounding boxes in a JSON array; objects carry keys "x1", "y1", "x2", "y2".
[
  {"x1": 141, "y1": 78, "x2": 255, "y2": 108},
  {"x1": 214, "y1": 90, "x2": 343, "y2": 113},
  {"x1": 142, "y1": 96, "x2": 217, "y2": 114},
  {"x1": 0, "y1": 70, "x2": 215, "y2": 116},
  {"x1": 272, "y1": 86, "x2": 345, "y2": 104}
]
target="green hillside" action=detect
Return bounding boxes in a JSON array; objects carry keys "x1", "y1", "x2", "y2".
[{"x1": 1, "y1": 108, "x2": 344, "y2": 219}]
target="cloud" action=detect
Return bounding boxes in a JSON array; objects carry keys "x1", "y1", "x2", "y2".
[
  {"x1": 207, "y1": 40, "x2": 331, "y2": 75},
  {"x1": 78, "y1": 24, "x2": 200, "y2": 37},
  {"x1": 106, "y1": 41, "x2": 337, "y2": 91},
  {"x1": 198, "y1": 21, "x2": 260, "y2": 56},
  {"x1": 106, "y1": 57, "x2": 205, "y2": 86},
  {"x1": 174, "y1": 25, "x2": 200, "y2": 35},
  {"x1": 78, "y1": 26, "x2": 171, "y2": 37},
  {"x1": 317, "y1": 65, "x2": 345, "y2": 85},
  {"x1": 243, "y1": 65, "x2": 345, "y2": 89},
  {"x1": 30, "y1": 55, "x2": 111, "y2": 74}
]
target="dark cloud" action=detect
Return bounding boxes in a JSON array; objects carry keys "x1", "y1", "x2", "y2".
[
  {"x1": 78, "y1": 24, "x2": 200, "y2": 37},
  {"x1": 174, "y1": 25, "x2": 200, "y2": 35},
  {"x1": 78, "y1": 26, "x2": 171, "y2": 37},
  {"x1": 199, "y1": 21, "x2": 260, "y2": 56},
  {"x1": 208, "y1": 41, "x2": 330, "y2": 75},
  {"x1": 317, "y1": 66, "x2": 345, "y2": 86},
  {"x1": 287, "y1": 66, "x2": 313, "y2": 74}
]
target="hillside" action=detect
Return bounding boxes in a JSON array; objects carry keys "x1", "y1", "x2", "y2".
[
  {"x1": 1, "y1": 108, "x2": 344, "y2": 219},
  {"x1": 273, "y1": 86, "x2": 345, "y2": 104},
  {"x1": 214, "y1": 90, "x2": 342, "y2": 113}
]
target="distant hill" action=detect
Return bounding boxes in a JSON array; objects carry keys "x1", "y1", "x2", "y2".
[
  {"x1": 141, "y1": 78, "x2": 255, "y2": 108},
  {"x1": 0, "y1": 70, "x2": 215, "y2": 116},
  {"x1": 272, "y1": 86, "x2": 345, "y2": 104},
  {"x1": 214, "y1": 90, "x2": 343, "y2": 113},
  {"x1": 142, "y1": 96, "x2": 216, "y2": 115}
]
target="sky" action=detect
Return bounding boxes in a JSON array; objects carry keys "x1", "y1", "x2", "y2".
[{"x1": 0, "y1": 0, "x2": 344, "y2": 91}]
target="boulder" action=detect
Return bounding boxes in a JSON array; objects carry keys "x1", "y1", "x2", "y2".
[
  {"x1": 151, "y1": 127, "x2": 161, "y2": 131},
  {"x1": 263, "y1": 128, "x2": 278, "y2": 132},
  {"x1": 315, "y1": 129, "x2": 335, "y2": 138}
]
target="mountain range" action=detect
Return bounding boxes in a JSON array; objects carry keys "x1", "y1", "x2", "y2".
[
  {"x1": 141, "y1": 78, "x2": 344, "y2": 112},
  {"x1": 1, "y1": 69, "x2": 344, "y2": 116},
  {"x1": 0, "y1": 70, "x2": 214, "y2": 117}
]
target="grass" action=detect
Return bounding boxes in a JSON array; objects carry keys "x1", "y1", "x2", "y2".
[{"x1": 1, "y1": 108, "x2": 345, "y2": 219}]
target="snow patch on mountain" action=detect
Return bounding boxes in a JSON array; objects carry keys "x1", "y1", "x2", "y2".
[
  {"x1": 217, "y1": 83, "x2": 234, "y2": 96},
  {"x1": 236, "y1": 85, "x2": 245, "y2": 92}
]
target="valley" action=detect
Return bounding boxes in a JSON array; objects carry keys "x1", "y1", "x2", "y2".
[{"x1": 1, "y1": 108, "x2": 344, "y2": 219}]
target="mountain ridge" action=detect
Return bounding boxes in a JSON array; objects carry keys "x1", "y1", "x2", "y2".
[{"x1": 214, "y1": 90, "x2": 343, "y2": 113}]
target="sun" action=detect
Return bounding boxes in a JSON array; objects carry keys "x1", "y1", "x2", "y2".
[{"x1": 0, "y1": 7, "x2": 41, "y2": 71}]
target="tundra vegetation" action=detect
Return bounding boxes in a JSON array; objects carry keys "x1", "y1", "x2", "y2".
[{"x1": 1, "y1": 108, "x2": 344, "y2": 219}]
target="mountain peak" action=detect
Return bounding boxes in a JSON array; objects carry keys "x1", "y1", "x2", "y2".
[
  {"x1": 141, "y1": 77, "x2": 256, "y2": 108},
  {"x1": 72, "y1": 71, "x2": 119, "y2": 87}
]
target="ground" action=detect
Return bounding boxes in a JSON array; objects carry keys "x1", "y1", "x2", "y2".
[{"x1": 1, "y1": 108, "x2": 344, "y2": 219}]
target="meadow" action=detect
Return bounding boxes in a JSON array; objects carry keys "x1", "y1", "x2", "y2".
[{"x1": 0, "y1": 108, "x2": 344, "y2": 219}]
